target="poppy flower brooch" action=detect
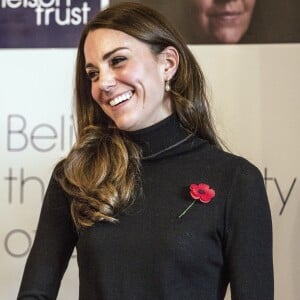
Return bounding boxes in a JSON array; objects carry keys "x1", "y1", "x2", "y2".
[{"x1": 178, "y1": 183, "x2": 215, "y2": 218}]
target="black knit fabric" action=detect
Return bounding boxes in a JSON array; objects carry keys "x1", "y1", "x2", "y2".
[{"x1": 18, "y1": 114, "x2": 274, "y2": 300}]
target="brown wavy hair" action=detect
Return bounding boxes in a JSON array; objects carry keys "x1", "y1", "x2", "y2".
[{"x1": 55, "y1": 2, "x2": 221, "y2": 229}]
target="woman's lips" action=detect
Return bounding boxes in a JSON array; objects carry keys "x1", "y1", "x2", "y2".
[
  {"x1": 209, "y1": 11, "x2": 243, "y2": 25},
  {"x1": 109, "y1": 90, "x2": 134, "y2": 107}
]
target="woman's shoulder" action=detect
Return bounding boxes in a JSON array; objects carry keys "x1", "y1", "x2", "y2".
[
  {"x1": 203, "y1": 144, "x2": 267, "y2": 206},
  {"x1": 198, "y1": 140, "x2": 263, "y2": 178},
  {"x1": 43, "y1": 159, "x2": 71, "y2": 206}
]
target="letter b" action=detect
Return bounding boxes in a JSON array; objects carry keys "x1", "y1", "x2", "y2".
[{"x1": 7, "y1": 114, "x2": 28, "y2": 151}]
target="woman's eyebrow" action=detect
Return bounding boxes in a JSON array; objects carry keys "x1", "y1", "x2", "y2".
[
  {"x1": 103, "y1": 47, "x2": 129, "y2": 60},
  {"x1": 85, "y1": 47, "x2": 129, "y2": 68}
]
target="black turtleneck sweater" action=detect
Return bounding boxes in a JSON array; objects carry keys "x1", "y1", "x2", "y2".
[{"x1": 18, "y1": 114, "x2": 273, "y2": 300}]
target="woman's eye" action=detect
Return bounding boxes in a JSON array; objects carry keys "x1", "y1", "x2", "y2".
[
  {"x1": 86, "y1": 71, "x2": 98, "y2": 81},
  {"x1": 111, "y1": 56, "x2": 126, "y2": 66}
]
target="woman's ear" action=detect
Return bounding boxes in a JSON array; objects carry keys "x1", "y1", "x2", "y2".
[{"x1": 160, "y1": 46, "x2": 179, "y2": 81}]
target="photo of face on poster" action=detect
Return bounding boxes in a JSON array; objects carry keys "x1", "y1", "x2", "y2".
[
  {"x1": 187, "y1": 0, "x2": 256, "y2": 44},
  {"x1": 110, "y1": 0, "x2": 300, "y2": 44}
]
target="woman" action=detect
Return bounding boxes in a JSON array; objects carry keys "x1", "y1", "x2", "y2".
[{"x1": 18, "y1": 2, "x2": 273, "y2": 299}]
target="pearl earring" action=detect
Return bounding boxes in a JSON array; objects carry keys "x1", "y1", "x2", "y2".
[{"x1": 165, "y1": 80, "x2": 171, "y2": 92}]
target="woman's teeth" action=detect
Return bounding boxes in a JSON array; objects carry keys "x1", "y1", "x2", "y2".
[{"x1": 109, "y1": 91, "x2": 133, "y2": 107}]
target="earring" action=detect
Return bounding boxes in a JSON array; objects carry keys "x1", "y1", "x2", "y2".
[{"x1": 165, "y1": 80, "x2": 171, "y2": 92}]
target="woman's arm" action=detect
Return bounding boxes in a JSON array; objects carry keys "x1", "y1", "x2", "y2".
[
  {"x1": 224, "y1": 161, "x2": 274, "y2": 300},
  {"x1": 17, "y1": 172, "x2": 78, "y2": 300}
]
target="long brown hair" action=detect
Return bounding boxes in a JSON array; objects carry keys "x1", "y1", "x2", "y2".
[{"x1": 55, "y1": 2, "x2": 220, "y2": 229}]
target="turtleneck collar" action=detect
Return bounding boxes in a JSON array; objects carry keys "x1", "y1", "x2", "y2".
[{"x1": 124, "y1": 114, "x2": 194, "y2": 160}]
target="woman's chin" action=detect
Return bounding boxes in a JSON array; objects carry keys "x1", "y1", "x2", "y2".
[
  {"x1": 114, "y1": 118, "x2": 139, "y2": 132},
  {"x1": 212, "y1": 28, "x2": 245, "y2": 44}
]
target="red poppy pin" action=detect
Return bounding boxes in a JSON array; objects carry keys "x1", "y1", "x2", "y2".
[{"x1": 178, "y1": 183, "x2": 215, "y2": 218}]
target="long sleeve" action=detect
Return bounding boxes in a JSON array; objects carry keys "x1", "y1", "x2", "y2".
[
  {"x1": 17, "y1": 173, "x2": 78, "y2": 300},
  {"x1": 224, "y1": 161, "x2": 274, "y2": 300}
]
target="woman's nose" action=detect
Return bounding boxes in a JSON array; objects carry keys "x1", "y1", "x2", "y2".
[{"x1": 98, "y1": 70, "x2": 116, "y2": 92}]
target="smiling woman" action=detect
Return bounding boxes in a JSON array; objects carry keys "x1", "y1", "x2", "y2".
[
  {"x1": 17, "y1": 2, "x2": 273, "y2": 299},
  {"x1": 83, "y1": 28, "x2": 178, "y2": 131}
]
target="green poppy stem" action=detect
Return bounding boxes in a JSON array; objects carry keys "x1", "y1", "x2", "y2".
[{"x1": 178, "y1": 200, "x2": 196, "y2": 219}]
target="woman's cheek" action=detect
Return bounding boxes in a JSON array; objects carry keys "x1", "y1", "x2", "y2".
[{"x1": 91, "y1": 85, "x2": 99, "y2": 102}]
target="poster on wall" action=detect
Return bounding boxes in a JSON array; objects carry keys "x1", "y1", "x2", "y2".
[
  {"x1": 111, "y1": 0, "x2": 300, "y2": 44},
  {"x1": 0, "y1": 0, "x2": 102, "y2": 48}
]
